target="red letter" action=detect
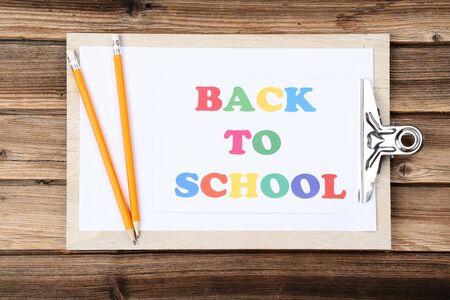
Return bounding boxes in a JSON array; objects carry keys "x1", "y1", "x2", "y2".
[
  {"x1": 224, "y1": 130, "x2": 252, "y2": 155},
  {"x1": 201, "y1": 173, "x2": 228, "y2": 198},
  {"x1": 195, "y1": 86, "x2": 222, "y2": 111},
  {"x1": 322, "y1": 174, "x2": 346, "y2": 199}
]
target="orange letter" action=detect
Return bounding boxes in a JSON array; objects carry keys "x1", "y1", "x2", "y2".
[{"x1": 201, "y1": 173, "x2": 228, "y2": 198}]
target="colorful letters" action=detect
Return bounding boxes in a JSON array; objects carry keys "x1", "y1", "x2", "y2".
[
  {"x1": 175, "y1": 172, "x2": 346, "y2": 199},
  {"x1": 174, "y1": 85, "x2": 347, "y2": 202},
  {"x1": 196, "y1": 86, "x2": 316, "y2": 112},
  {"x1": 224, "y1": 129, "x2": 281, "y2": 155}
]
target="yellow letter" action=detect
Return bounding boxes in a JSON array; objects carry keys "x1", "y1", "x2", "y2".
[
  {"x1": 229, "y1": 173, "x2": 259, "y2": 198},
  {"x1": 256, "y1": 87, "x2": 283, "y2": 112}
]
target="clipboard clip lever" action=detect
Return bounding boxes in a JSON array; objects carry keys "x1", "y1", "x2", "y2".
[{"x1": 359, "y1": 79, "x2": 423, "y2": 203}]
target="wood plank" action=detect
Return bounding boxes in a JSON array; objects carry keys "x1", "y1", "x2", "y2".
[
  {"x1": 390, "y1": 45, "x2": 450, "y2": 113},
  {"x1": 0, "y1": 252, "x2": 448, "y2": 299},
  {"x1": 0, "y1": 0, "x2": 449, "y2": 43},
  {"x1": 0, "y1": 41, "x2": 66, "y2": 111},
  {"x1": 1, "y1": 114, "x2": 448, "y2": 183},
  {"x1": 391, "y1": 46, "x2": 450, "y2": 81},
  {"x1": 1, "y1": 41, "x2": 449, "y2": 113},
  {"x1": 0, "y1": 114, "x2": 66, "y2": 180},
  {"x1": 0, "y1": 184, "x2": 65, "y2": 249},
  {"x1": 391, "y1": 80, "x2": 450, "y2": 113},
  {"x1": 392, "y1": 186, "x2": 450, "y2": 251},
  {"x1": 0, "y1": 114, "x2": 65, "y2": 161},
  {"x1": 0, "y1": 184, "x2": 448, "y2": 251},
  {"x1": 0, "y1": 161, "x2": 66, "y2": 180}
]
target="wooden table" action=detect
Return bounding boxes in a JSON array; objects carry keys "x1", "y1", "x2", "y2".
[{"x1": 0, "y1": 1, "x2": 448, "y2": 298}]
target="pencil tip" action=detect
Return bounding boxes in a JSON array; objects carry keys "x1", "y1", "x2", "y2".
[
  {"x1": 126, "y1": 228, "x2": 137, "y2": 245},
  {"x1": 133, "y1": 221, "x2": 140, "y2": 239}
]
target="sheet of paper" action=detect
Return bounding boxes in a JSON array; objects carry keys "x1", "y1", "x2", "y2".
[{"x1": 78, "y1": 46, "x2": 376, "y2": 231}]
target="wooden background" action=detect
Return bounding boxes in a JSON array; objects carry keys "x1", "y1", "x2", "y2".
[{"x1": 0, "y1": 0, "x2": 448, "y2": 298}]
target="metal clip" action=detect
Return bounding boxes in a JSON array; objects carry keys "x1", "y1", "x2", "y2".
[{"x1": 359, "y1": 79, "x2": 423, "y2": 203}]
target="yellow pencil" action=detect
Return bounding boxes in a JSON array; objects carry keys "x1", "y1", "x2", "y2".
[
  {"x1": 67, "y1": 50, "x2": 136, "y2": 244},
  {"x1": 112, "y1": 35, "x2": 140, "y2": 238}
]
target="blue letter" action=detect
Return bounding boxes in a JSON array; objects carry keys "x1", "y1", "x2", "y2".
[
  {"x1": 291, "y1": 173, "x2": 320, "y2": 199},
  {"x1": 284, "y1": 87, "x2": 316, "y2": 112},
  {"x1": 175, "y1": 172, "x2": 199, "y2": 197}
]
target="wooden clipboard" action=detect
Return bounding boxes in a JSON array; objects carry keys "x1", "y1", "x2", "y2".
[{"x1": 67, "y1": 33, "x2": 390, "y2": 250}]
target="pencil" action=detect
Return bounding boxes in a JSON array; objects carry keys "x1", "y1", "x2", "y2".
[
  {"x1": 67, "y1": 50, "x2": 136, "y2": 244},
  {"x1": 112, "y1": 35, "x2": 140, "y2": 238}
]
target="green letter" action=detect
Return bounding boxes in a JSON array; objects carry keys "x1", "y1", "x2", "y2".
[
  {"x1": 223, "y1": 87, "x2": 255, "y2": 112},
  {"x1": 261, "y1": 173, "x2": 289, "y2": 198},
  {"x1": 252, "y1": 130, "x2": 281, "y2": 155}
]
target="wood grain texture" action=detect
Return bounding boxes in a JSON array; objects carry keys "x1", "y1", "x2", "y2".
[
  {"x1": 0, "y1": 41, "x2": 66, "y2": 111},
  {"x1": 0, "y1": 0, "x2": 448, "y2": 297},
  {"x1": 1, "y1": 184, "x2": 448, "y2": 251},
  {"x1": 390, "y1": 45, "x2": 450, "y2": 112},
  {"x1": 1, "y1": 41, "x2": 449, "y2": 113},
  {"x1": 0, "y1": 161, "x2": 65, "y2": 180},
  {"x1": 0, "y1": 184, "x2": 65, "y2": 249},
  {"x1": 0, "y1": 114, "x2": 65, "y2": 161},
  {"x1": 1, "y1": 114, "x2": 448, "y2": 183},
  {"x1": 0, "y1": 252, "x2": 448, "y2": 299},
  {"x1": 392, "y1": 186, "x2": 450, "y2": 251},
  {"x1": 0, "y1": 0, "x2": 449, "y2": 43}
]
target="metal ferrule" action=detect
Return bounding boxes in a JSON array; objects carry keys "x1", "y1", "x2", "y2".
[
  {"x1": 112, "y1": 35, "x2": 121, "y2": 55},
  {"x1": 67, "y1": 51, "x2": 80, "y2": 70}
]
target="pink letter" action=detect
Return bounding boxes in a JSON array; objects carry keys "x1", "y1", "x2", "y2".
[
  {"x1": 224, "y1": 130, "x2": 252, "y2": 155},
  {"x1": 195, "y1": 86, "x2": 222, "y2": 111}
]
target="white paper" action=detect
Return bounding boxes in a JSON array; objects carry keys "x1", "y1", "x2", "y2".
[{"x1": 78, "y1": 47, "x2": 376, "y2": 231}]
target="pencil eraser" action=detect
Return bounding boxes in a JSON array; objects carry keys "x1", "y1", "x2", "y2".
[
  {"x1": 112, "y1": 34, "x2": 120, "y2": 42},
  {"x1": 67, "y1": 49, "x2": 76, "y2": 58}
]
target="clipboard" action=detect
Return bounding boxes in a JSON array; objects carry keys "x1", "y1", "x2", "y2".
[{"x1": 66, "y1": 34, "x2": 419, "y2": 250}]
